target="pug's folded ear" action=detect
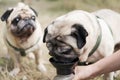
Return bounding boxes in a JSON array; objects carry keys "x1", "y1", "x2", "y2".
[
  {"x1": 71, "y1": 24, "x2": 88, "y2": 49},
  {"x1": 1, "y1": 8, "x2": 13, "y2": 21},
  {"x1": 43, "y1": 27, "x2": 48, "y2": 43}
]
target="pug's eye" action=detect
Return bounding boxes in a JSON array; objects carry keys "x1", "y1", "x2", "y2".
[
  {"x1": 31, "y1": 16, "x2": 36, "y2": 21},
  {"x1": 16, "y1": 18, "x2": 20, "y2": 22},
  {"x1": 12, "y1": 17, "x2": 21, "y2": 25}
]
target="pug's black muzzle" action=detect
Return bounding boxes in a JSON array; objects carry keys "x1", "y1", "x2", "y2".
[
  {"x1": 46, "y1": 40, "x2": 78, "y2": 63},
  {"x1": 11, "y1": 19, "x2": 36, "y2": 38}
]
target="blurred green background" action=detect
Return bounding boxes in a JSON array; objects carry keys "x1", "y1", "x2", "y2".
[
  {"x1": 1, "y1": 0, "x2": 120, "y2": 28},
  {"x1": 1, "y1": 0, "x2": 120, "y2": 27},
  {"x1": 1, "y1": 0, "x2": 120, "y2": 15}
]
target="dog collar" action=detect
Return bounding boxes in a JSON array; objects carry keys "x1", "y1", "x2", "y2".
[
  {"x1": 6, "y1": 37, "x2": 40, "y2": 56},
  {"x1": 78, "y1": 16, "x2": 113, "y2": 65},
  {"x1": 88, "y1": 16, "x2": 113, "y2": 57},
  {"x1": 88, "y1": 16, "x2": 102, "y2": 57},
  {"x1": 78, "y1": 16, "x2": 102, "y2": 66}
]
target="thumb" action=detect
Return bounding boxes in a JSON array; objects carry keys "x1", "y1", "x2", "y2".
[
  {"x1": 72, "y1": 66, "x2": 81, "y2": 80},
  {"x1": 72, "y1": 75, "x2": 79, "y2": 80}
]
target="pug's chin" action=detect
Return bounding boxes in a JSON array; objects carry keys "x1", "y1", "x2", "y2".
[
  {"x1": 11, "y1": 24, "x2": 35, "y2": 41},
  {"x1": 16, "y1": 32, "x2": 32, "y2": 38},
  {"x1": 11, "y1": 31, "x2": 34, "y2": 42}
]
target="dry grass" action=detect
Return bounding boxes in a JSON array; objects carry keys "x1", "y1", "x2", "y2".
[
  {"x1": 0, "y1": 57, "x2": 56, "y2": 80},
  {"x1": 0, "y1": 0, "x2": 120, "y2": 80}
]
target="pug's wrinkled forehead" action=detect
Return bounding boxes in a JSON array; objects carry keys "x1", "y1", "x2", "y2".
[
  {"x1": 8, "y1": 3, "x2": 37, "y2": 21},
  {"x1": 1, "y1": 2, "x2": 38, "y2": 23},
  {"x1": 44, "y1": 14, "x2": 82, "y2": 41},
  {"x1": 45, "y1": 20, "x2": 72, "y2": 42}
]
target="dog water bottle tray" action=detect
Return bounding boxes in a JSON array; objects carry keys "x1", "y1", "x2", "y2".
[{"x1": 49, "y1": 57, "x2": 79, "y2": 75}]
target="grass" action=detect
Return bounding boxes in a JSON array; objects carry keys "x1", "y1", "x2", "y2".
[
  {"x1": 0, "y1": 0, "x2": 120, "y2": 80},
  {"x1": 0, "y1": 57, "x2": 55, "y2": 80},
  {"x1": 48, "y1": 0, "x2": 120, "y2": 12}
]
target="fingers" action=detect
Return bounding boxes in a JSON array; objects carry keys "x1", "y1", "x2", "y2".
[{"x1": 72, "y1": 66, "x2": 89, "y2": 80}]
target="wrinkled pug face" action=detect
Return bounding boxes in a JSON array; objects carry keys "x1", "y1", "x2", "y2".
[
  {"x1": 43, "y1": 14, "x2": 88, "y2": 62},
  {"x1": 1, "y1": 3, "x2": 38, "y2": 40}
]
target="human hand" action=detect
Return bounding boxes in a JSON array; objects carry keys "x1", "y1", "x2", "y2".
[{"x1": 72, "y1": 65, "x2": 94, "y2": 80}]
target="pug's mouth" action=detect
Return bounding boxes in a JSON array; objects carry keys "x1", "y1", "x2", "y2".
[
  {"x1": 11, "y1": 24, "x2": 35, "y2": 39},
  {"x1": 49, "y1": 47, "x2": 78, "y2": 63}
]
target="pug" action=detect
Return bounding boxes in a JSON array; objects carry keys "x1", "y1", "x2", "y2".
[
  {"x1": 1, "y1": 2, "x2": 46, "y2": 76},
  {"x1": 43, "y1": 9, "x2": 120, "y2": 80}
]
